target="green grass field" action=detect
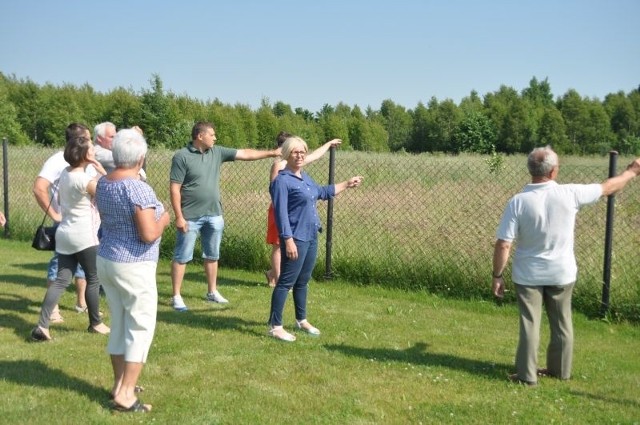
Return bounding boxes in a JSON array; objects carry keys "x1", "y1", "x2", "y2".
[{"x1": 1, "y1": 239, "x2": 639, "y2": 424}]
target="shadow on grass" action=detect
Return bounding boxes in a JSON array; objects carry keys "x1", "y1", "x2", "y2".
[
  {"x1": 155, "y1": 269, "x2": 264, "y2": 288},
  {"x1": 324, "y1": 342, "x2": 511, "y2": 381},
  {"x1": 157, "y1": 309, "x2": 266, "y2": 338},
  {"x1": 0, "y1": 359, "x2": 109, "y2": 406},
  {"x1": 11, "y1": 261, "x2": 50, "y2": 273},
  {"x1": 568, "y1": 390, "x2": 640, "y2": 409},
  {"x1": 0, "y1": 272, "x2": 46, "y2": 288}
]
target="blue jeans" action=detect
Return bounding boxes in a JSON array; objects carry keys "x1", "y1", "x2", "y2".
[
  {"x1": 269, "y1": 237, "x2": 318, "y2": 327},
  {"x1": 173, "y1": 215, "x2": 224, "y2": 263}
]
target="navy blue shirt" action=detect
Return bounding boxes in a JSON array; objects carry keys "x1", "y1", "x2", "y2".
[{"x1": 270, "y1": 168, "x2": 335, "y2": 242}]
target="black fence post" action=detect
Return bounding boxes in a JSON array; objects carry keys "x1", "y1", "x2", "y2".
[
  {"x1": 2, "y1": 138, "x2": 9, "y2": 238},
  {"x1": 324, "y1": 147, "x2": 336, "y2": 280},
  {"x1": 601, "y1": 150, "x2": 618, "y2": 318}
]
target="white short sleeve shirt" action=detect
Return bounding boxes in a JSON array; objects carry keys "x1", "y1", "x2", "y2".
[{"x1": 496, "y1": 181, "x2": 602, "y2": 286}]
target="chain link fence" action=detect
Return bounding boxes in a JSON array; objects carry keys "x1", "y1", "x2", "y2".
[{"x1": 2, "y1": 141, "x2": 639, "y2": 320}]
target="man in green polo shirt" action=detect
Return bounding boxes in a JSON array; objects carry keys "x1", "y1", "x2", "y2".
[{"x1": 169, "y1": 121, "x2": 280, "y2": 311}]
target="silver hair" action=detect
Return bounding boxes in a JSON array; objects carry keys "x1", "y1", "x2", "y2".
[
  {"x1": 527, "y1": 146, "x2": 558, "y2": 177},
  {"x1": 281, "y1": 136, "x2": 308, "y2": 160},
  {"x1": 93, "y1": 122, "x2": 116, "y2": 143},
  {"x1": 112, "y1": 129, "x2": 147, "y2": 168}
]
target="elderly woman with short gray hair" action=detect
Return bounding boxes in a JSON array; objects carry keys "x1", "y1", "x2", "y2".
[{"x1": 95, "y1": 128, "x2": 170, "y2": 413}]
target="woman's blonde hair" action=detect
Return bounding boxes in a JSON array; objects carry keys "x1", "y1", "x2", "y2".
[{"x1": 281, "y1": 136, "x2": 308, "y2": 160}]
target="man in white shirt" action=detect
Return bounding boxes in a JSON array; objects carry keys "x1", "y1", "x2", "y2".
[
  {"x1": 94, "y1": 122, "x2": 146, "y2": 180},
  {"x1": 492, "y1": 146, "x2": 640, "y2": 385}
]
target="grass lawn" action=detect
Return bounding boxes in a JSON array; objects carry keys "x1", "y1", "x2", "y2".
[{"x1": 0, "y1": 238, "x2": 639, "y2": 424}]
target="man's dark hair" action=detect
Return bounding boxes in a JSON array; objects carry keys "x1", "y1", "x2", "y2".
[
  {"x1": 276, "y1": 131, "x2": 292, "y2": 147},
  {"x1": 65, "y1": 123, "x2": 89, "y2": 142},
  {"x1": 192, "y1": 121, "x2": 215, "y2": 140}
]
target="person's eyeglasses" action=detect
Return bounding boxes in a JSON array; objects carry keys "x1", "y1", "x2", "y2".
[{"x1": 291, "y1": 151, "x2": 306, "y2": 157}]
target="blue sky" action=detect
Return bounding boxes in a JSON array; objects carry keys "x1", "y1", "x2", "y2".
[{"x1": 1, "y1": 0, "x2": 638, "y2": 112}]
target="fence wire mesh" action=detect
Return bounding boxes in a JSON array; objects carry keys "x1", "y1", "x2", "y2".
[{"x1": 2, "y1": 143, "x2": 639, "y2": 319}]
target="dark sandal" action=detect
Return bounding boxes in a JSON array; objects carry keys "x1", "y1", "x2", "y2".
[
  {"x1": 109, "y1": 385, "x2": 144, "y2": 400},
  {"x1": 113, "y1": 399, "x2": 151, "y2": 413},
  {"x1": 31, "y1": 327, "x2": 52, "y2": 342}
]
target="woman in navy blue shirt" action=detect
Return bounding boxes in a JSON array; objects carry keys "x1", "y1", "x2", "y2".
[{"x1": 268, "y1": 136, "x2": 363, "y2": 342}]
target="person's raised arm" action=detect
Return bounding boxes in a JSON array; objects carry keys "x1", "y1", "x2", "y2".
[
  {"x1": 601, "y1": 158, "x2": 640, "y2": 196},
  {"x1": 304, "y1": 139, "x2": 342, "y2": 165},
  {"x1": 333, "y1": 176, "x2": 364, "y2": 196},
  {"x1": 236, "y1": 147, "x2": 281, "y2": 161}
]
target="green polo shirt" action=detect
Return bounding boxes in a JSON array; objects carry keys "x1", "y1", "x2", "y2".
[{"x1": 170, "y1": 142, "x2": 238, "y2": 219}]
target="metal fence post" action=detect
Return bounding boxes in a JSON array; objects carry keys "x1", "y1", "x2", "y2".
[
  {"x1": 2, "y1": 138, "x2": 9, "y2": 238},
  {"x1": 600, "y1": 150, "x2": 618, "y2": 317},
  {"x1": 324, "y1": 147, "x2": 336, "y2": 280}
]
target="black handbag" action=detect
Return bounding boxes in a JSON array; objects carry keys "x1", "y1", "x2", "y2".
[
  {"x1": 31, "y1": 190, "x2": 57, "y2": 251},
  {"x1": 32, "y1": 224, "x2": 56, "y2": 251}
]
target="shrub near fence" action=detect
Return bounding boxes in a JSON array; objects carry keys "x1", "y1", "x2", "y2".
[{"x1": 2, "y1": 143, "x2": 640, "y2": 321}]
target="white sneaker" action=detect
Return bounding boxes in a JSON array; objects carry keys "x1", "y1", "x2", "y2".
[
  {"x1": 206, "y1": 290, "x2": 228, "y2": 304},
  {"x1": 172, "y1": 295, "x2": 188, "y2": 311}
]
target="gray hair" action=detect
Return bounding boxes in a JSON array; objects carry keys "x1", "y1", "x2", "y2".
[
  {"x1": 281, "y1": 136, "x2": 308, "y2": 160},
  {"x1": 112, "y1": 129, "x2": 147, "y2": 168},
  {"x1": 93, "y1": 122, "x2": 116, "y2": 143},
  {"x1": 527, "y1": 146, "x2": 558, "y2": 177}
]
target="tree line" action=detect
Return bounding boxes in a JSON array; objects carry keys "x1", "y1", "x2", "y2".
[{"x1": 1, "y1": 72, "x2": 639, "y2": 155}]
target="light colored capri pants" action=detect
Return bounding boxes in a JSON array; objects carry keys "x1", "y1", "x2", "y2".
[{"x1": 97, "y1": 257, "x2": 158, "y2": 363}]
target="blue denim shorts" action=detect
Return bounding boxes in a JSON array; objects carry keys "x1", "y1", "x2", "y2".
[
  {"x1": 47, "y1": 252, "x2": 86, "y2": 281},
  {"x1": 173, "y1": 215, "x2": 225, "y2": 263}
]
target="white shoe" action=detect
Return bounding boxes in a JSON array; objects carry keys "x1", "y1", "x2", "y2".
[
  {"x1": 268, "y1": 327, "x2": 296, "y2": 342},
  {"x1": 206, "y1": 291, "x2": 228, "y2": 304},
  {"x1": 172, "y1": 295, "x2": 188, "y2": 311},
  {"x1": 296, "y1": 319, "x2": 321, "y2": 336},
  {"x1": 49, "y1": 310, "x2": 64, "y2": 323}
]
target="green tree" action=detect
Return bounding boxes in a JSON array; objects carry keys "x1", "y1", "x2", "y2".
[
  {"x1": 458, "y1": 90, "x2": 484, "y2": 114},
  {"x1": 453, "y1": 111, "x2": 496, "y2": 154},
  {"x1": 255, "y1": 99, "x2": 279, "y2": 149},
  {"x1": 538, "y1": 107, "x2": 570, "y2": 153},
  {"x1": 604, "y1": 91, "x2": 637, "y2": 153},
  {"x1": 408, "y1": 102, "x2": 430, "y2": 152},
  {"x1": 348, "y1": 106, "x2": 388, "y2": 152},
  {"x1": 522, "y1": 76, "x2": 554, "y2": 107},
  {"x1": 139, "y1": 74, "x2": 182, "y2": 148},
  {"x1": 558, "y1": 90, "x2": 615, "y2": 154},
  {"x1": 430, "y1": 98, "x2": 461, "y2": 152},
  {"x1": 6, "y1": 77, "x2": 45, "y2": 143},
  {"x1": 39, "y1": 83, "x2": 86, "y2": 146},
  {"x1": 379, "y1": 99, "x2": 412, "y2": 151},
  {"x1": 102, "y1": 87, "x2": 143, "y2": 130},
  {"x1": 0, "y1": 81, "x2": 29, "y2": 145},
  {"x1": 317, "y1": 103, "x2": 350, "y2": 148},
  {"x1": 485, "y1": 85, "x2": 534, "y2": 153}
]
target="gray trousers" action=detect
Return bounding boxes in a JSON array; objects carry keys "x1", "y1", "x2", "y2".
[
  {"x1": 515, "y1": 282, "x2": 574, "y2": 383},
  {"x1": 38, "y1": 245, "x2": 103, "y2": 329}
]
